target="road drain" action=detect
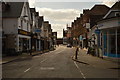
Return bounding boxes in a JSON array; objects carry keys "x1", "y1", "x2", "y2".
[{"x1": 109, "y1": 68, "x2": 120, "y2": 70}]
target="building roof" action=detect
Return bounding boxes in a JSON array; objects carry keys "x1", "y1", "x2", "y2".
[
  {"x1": 111, "y1": 1, "x2": 120, "y2": 10},
  {"x1": 90, "y1": 5, "x2": 110, "y2": 15},
  {"x1": 38, "y1": 16, "x2": 44, "y2": 27},
  {"x1": 101, "y1": 2, "x2": 120, "y2": 20},
  {"x1": 30, "y1": 8, "x2": 36, "y2": 20},
  {"x1": 35, "y1": 12, "x2": 39, "y2": 16},
  {"x1": 52, "y1": 32, "x2": 57, "y2": 35},
  {"x1": 2, "y1": 2, "x2": 24, "y2": 18},
  {"x1": 30, "y1": 8, "x2": 36, "y2": 13},
  {"x1": 48, "y1": 24, "x2": 52, "y2": 31},
  {"x1": 44, "y1": 21, "x2": 49, "y2": 23}
]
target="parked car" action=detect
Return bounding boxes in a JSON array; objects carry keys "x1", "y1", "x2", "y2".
[{"x1": 67, "y1": 44, "x2": 72, "y2": 47}]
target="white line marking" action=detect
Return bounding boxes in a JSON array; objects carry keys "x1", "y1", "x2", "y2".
[
  {"x1": 74, "y1": 61, "x2": 86, "y2": 79},
  {"x1": 40, "y1": 67, "x2": 55, "y2": 70},
  {"x1": 24, "y1": 68, "x2": 30, "y2": 72},
  {"x1": 40, "y1": 59, "x2": 47, "y2": 63},
  {"x1": 56, "y1": 50, "x2": 65, "y2": 54},
  {"x1": 74, "y1": 61, "x2": 79, "y2": 69}
]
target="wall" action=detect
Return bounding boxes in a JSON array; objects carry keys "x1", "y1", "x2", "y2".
[
  {"x1": 5, "y1": 34, "x2": 17, "y2": 49},
  {"x1": 98, "y1": 18, "x2": 119, "y2": 29},
  {"x1": 41, "y1": 22, "x2": 49, "y2": 38},
  {"x1": 40, "y1": 22, "x2": 44, "y2": 37},
  {"x1": 3, "y1": 18, "x2": 18, "y2": 34}
]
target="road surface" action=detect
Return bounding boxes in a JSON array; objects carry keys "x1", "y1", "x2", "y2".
[{"x1": 2, "y1": 45, "x2": 119, "y2": 79}]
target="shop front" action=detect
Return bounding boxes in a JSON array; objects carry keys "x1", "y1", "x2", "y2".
[
  {"x1": 101, "y1": 28, "x2": 120, "y2": 58},
  {"x1": 98, "y1": 17, "x2": 120, "y2": 58},
  {"x1": 31, "y1": 33, "x2": 41, "y2": 52},
  {"x1": 18, "y1": 29, "x2": 31, "y2": 53}
]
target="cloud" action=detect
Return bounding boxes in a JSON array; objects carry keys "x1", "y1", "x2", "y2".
[
  {"x1": 28, "y1": 0, "x2": 36, "y2": 7},
  {"x1": 38, "y1": 8, "x2": 80, "y2": 22},
  {"x1": 29, "y1": 0, "x2": 117, "y2": 2},
  {"x1": 98, "y1": 0, "x2": 118, "y2": 7},
  {"x1": 36, "y1": 8, "x2": 80, "y2": 38},
  {"x1": 28, "y1": 0, "x2": 118, "y2": 38},
  {"x1": 51, "y1": 24, "x2": 66, "y2": 38}
]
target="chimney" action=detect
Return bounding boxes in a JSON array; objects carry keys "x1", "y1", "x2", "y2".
[
  {"x1": 80, "y1": 14, "x2": 83, "y2": 17},
  {"x1": 83, "y1": 9, "x2": 89, "y2": 14}
]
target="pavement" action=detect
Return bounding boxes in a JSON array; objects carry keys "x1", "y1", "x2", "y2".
[
  {"x1": 81, "y1": 48, "x2": 120, "y2": 64},
  {"x1": 72, "y1": 48, "x2": 119, "y2": 69},
  {"x1": 0, "y1": 50, "x2": 50, "y2": 64}
]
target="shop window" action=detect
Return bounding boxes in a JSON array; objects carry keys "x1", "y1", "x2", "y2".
[
  {"x1": 115, "y1": 12, "x2": 120, "y2": 17},
  {"x1": 109, "y1": 29, "x2": 116, "y2": 54},
  {"x1": 19, "y1": 38, "x2": 23, "y2": 51},
  {"x1": 117, "y1": 28, "x2": 120, "y2": 54},
  {"x1": 103, "y1": 31, "x2": 107, "y2": 55}
]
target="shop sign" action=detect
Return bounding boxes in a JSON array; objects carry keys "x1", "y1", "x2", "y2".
[
  {"x1": 95, "y1": 29, "x2": 100, "y2": 34},
  {"x1": 18, "y1": 29, "x2": 30, "y2": 36},
  {"x1": 34, "y1": 29, "x2": 41, "y2": 33}
]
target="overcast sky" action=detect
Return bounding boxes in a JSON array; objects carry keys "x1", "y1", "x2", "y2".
[{"x1": 28, "y1": 0, "x2": 117, "y2": 38}]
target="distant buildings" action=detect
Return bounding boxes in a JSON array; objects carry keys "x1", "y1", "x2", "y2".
[
  {"x1": 57, "y1": 38, "x2": 63, "y2": 45},
  {"x1": 63, "y1": 29, "x2": 67, "y2": 45},
  {"x1": 52, "y1": 32, "x2": 57, "y2": 47},
  {"x1": 2, "y1": 1, "x2": 56, "y2": 56}
]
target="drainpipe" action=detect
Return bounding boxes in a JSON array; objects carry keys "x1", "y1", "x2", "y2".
[{"x1": 116, "y1": 29, "x2": 117, "y2": 57}]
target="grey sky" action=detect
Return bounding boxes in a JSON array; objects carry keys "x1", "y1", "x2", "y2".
[{"x1": 29, "y1": 1, "x2": 116, "y2": 38}]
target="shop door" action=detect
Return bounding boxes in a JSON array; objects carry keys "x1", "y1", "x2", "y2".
[
  {"x1": 23, "y1": 38, "x2": 29, "y2": 52},
  {"x1": 103, "y1": 34, "x2": 107, "y2": 56}
]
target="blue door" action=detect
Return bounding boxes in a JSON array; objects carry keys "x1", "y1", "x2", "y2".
[{"x1": 103, "y1": 34, "x2": 107, "y2": 56}]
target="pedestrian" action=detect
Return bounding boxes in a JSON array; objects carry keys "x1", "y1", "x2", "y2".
[
  {"x1": 87, "y1": 46, "x2": 90, "y2": 55},
  {"x1": 75, "y1": 46, "x2": 79, "y2": 59},
  {"x1": 29, "y1": 49, "x2": 32, "y2": 55}
]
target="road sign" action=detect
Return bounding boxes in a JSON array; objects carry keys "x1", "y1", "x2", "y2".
[
  {"x1": 35, "y1": 29, "x2": 41, "y2": 33},
  {"x1": 95, "y1": 29, "x2": 100, "y2": 34}
]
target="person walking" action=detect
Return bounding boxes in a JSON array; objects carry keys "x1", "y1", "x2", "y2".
[{"x1": 75, "y1": 46, "x2": 79, "y2": 59}]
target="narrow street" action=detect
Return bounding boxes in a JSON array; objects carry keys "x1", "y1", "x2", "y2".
[{"x1": 2, "y1": 45, "x2": 119, "y2": 79}]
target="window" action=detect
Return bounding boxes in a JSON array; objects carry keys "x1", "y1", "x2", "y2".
[
  {"x1": 117, "y1": 28, "x2": 120, "y2": 54},
  {"x1": 109, "y1": 29, "x2": 116, "y2": 54},
  {"x1": 24, "y1": 6, "x2": 26, "y2": 16},
  {"x1": 27, "y1": 22, "x2": 29, "y2": 31},
  {"x1": 21, "y1": 20, "x2": 23, "y2": 29},
  {"x1": 115, "y1": 12, "x2": 120, "y2": 17}
]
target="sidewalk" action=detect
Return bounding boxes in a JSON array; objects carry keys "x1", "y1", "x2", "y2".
[
  {"x1": 72, "y1": 48, "x2": 119, "y2": 69},
  {"x1": 82, "y1": 48, "x2": 120, "y2": 64},
  {"x1": 0, "y1": 51, "x2": 43, "y2": 64}
]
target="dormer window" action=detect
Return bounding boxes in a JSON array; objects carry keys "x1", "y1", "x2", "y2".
[
  {"x1": 21, "y1": 20, "x2": 23, "y2": 29},
  {"x1": 24, "y1": 6, "x2": 26, "y2": 16},
  {"x1": 115, "y1": 12, "x2": 120, "y2": 17}
]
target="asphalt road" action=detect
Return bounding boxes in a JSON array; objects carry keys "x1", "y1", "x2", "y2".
[{"x1": 2, "y1": 45, "x2": 119, "y2": 79}]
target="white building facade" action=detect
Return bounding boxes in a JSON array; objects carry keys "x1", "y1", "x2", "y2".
[{"x1": 2, "y1": 2, "x2": 32, "y2": 54}]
